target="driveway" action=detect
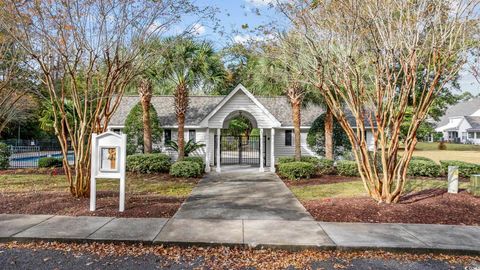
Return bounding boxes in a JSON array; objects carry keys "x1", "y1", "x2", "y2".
[{"x1": 173, "y1": 171, "x2": 313, "y2": 220}]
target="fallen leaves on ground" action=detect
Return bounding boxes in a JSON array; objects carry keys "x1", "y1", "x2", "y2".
[
  {"x1": 303, "y1": 189, "x2": 480, "y2": 225},
  {"x1": 1, "y1": 241, "x2": 478, "y2": 270}
]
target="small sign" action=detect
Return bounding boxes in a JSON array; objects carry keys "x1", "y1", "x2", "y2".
[
  {"x1": 90, "y1": 131, "x2": 126, "y2": 212},
  {"x1": 100, "y1": 147, "x2": 119, "y2": 172}
]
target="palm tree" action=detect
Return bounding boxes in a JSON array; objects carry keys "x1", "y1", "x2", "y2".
[
  {"x1": 158, "y1": 38, "x2": 225, "y2": 160},
  {"x1": 138, "y1": 77, "x2": 153, "y2": 153},
  {"x1": 245, "y1": 41, "x2": 334, "y2": 161}
]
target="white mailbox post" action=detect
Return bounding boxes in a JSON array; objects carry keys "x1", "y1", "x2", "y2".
[{"x1": 90, "y1": 131, "x2": 127, "y2": 212}]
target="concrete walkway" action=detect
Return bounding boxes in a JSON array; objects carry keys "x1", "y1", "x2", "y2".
[
  {"x1": 1, "y1": 214, "x2": 480, "y2": 254},
  {"x1": 173, "y1": 171, "x2": 313, "y2": 220}
]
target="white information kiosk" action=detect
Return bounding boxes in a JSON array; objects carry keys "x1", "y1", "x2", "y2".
[{"x1": 90, "y1": 131, "x2": 127, "y2": 212}]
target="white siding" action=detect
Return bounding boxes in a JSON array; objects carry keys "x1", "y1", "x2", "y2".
[
  {"x1": 273, "y1": 128, "x2": 314, "y2": 164},
  {"x1": 458, "y1": 119, "x2": 472, "y2": 143},
  {"x1": 160, "y1": 128, "x2": 208, "y2": 161},
  {"x1": 366, "y1": 131, "x2": 375, "y2": 151},
  {"x1": 208, "y1": 91, "x2": 275, "y2": 128}
]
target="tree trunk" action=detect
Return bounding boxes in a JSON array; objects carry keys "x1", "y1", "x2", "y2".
[
  {"x1": 139, "y1": 78, "x2": 153, "y2": 153},
  {"x1": 175, "y1": 83, "x2": 188, "y2": 160},
  {"x1": 325, "y1": 106, "x2": 334, "y2": 160},
  {"x1": 292, "y1": 100, "x2": 302, "y2": 161}
]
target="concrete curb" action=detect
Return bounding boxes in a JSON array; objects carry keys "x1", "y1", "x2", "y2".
[{"x1": 1, "y1": 214, "x2": 479, "y2": 255}]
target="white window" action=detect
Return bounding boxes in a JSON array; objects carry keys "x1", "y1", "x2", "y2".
[{"x1": 189, "y1": 130, "x2": 196, "y2": 142}]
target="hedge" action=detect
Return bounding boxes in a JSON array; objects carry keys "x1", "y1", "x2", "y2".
[
  {"x1": 38, "y1": 157, "x2": 63, "y2": 168},
  {"x1": 126, "y1": 153, "x2": 171, "y2": 173},
  {"x1": 183, "y1": 156, "x2": 205, "y2": 173},
  {"x1": 439, "y1": 160, "x2": 480, "y2": 178},
  {"x1": 277, "y1": 156, "x2": 316, "y2": 164},
  {"x1": 407, "y1": 160, "x2": 441, "y2": 177},
  {"x1": 336, "y1": 160, "x2": 359, "y2": 177},
  {"x1": 278, "y1": 161, "x2": 316, "y2": 180},
  {"x1": 316, "y1": 159, "x2": 335, "y2": 175},
  {"x1": 170, "y1": 161, "x2": 202, "y2": 178},
  {"x1": 0, "y1": 143, "x2": 10, "y2": 170}
]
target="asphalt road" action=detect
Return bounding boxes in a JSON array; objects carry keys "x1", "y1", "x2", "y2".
[{"x1": 1, "y1": 248, "x2": 478, "y2": 270}]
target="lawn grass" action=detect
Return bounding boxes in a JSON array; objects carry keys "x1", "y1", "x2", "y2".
[
  {"x1": 0, "y1": 173, "x2": 196, "y2": 197},
  {"x1": 412, "y1": 142, "x2": 480, "y2": 163},
  {"x1": 290, "y1": 179, "x2": 469, "y2": 201},
  {"x1": 413, "y1": 150, "x2": 480, "y2": 164},
  {"x1": 414, "y1": 142, "x2": 480, "y2": 151}
]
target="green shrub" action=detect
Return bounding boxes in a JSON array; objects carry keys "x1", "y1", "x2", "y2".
[
  {"x1": 277, "y1": 156, "x2": 319, "y2": 164},
  {"x1": 439, "y1": 160, "x2": 480, "y2": 178},
  {"x1": 438, "y1": 141, "x2": 447, "y2": 150},
  {"x1": 316, "y1": 158, "x2": 335, "y2": 175},
  {"x1": 307, "y1": 113, "x2": 351, "y2": 158},
  {"x1": 38, "y1": 157, "x2": 63, "y2": 168},
  {"x1": 278, "y1": 161, "x2": 316, "y2": 180},
  {"x1": 336, "y1": 160, "x2": 359, "y2": 177},
  {"x1": 277, "y1": 156, "x2": 334, "y2": 176},
  {"x1": 126, "y1": 153, "x2": 171, "y2": 173},
  {"x1": 407, "y1": 160, "x2": 441, "y2": 177},
  {"x1": 123, "y1": 103, "x2": 163, "y2": 155},
  {"x1": 183, "y1": 156, "x2": 205, "y2": 173},
  {"x1": 0, "y1": 143, "x2": 11, "y2": 169},
  {"x1": 170, "y1": 161, "x2": 202, "y2": 178}
]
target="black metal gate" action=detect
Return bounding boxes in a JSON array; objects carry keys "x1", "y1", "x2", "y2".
[{"x1": 214, "y1": 135, "x2": 266, "y2": 166}]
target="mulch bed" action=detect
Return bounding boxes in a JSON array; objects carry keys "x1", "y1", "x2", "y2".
[
  {"x1": 0, "y1": 191, "x2": 184, "y2": 218},
  {"x1": 304, "y1": 189, "x2": 480, "y2": 225}
]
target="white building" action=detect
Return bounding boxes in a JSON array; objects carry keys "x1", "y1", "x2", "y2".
[
  {"x1": 435, "y1": 97, "x2": 480, "y2": 144},
  {"x1": 109, "y1": 84, "x2": 375, "y2": 172}
]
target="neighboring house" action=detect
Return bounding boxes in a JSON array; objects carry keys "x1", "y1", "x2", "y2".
[
  {"x1": 435, "y1": 97, "x2": 480, "y2": 144},
  {"x1": 109, "y1": 84, "x2": 375, "y2": 172}
]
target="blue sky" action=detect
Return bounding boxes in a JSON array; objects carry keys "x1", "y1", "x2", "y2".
[
  {"x1": 189, "y1": 0, "x2": 282, "y2": 47},
  {"x1": 189, "y1": 0, "x2": 479, "y2": 95}
]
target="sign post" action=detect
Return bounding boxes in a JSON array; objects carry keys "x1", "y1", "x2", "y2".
[{"x1": 90, "y1": 131, "x2": 127, "y2": 212}]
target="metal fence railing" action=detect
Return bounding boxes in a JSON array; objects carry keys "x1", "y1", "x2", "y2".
[{"x1": 8, "y1": 145, "x2": 74, "y2": 169}]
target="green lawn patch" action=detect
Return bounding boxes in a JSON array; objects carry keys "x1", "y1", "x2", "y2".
[
  {"x1": 0, "y1": 173, "x2": 196, "y2": 197},
  {"x1": 414, "y1": 142, "x2": 480, "y2": 151},
  {"x1": 291, "y1": 179, "x2": 469, "y2": 201}
]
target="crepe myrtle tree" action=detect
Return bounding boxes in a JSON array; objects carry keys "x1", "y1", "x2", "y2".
[
  {"x1": 278, "y1": 0, "x2": 478, "y2": 203},
  {"x1": 0, "y1": 0, "x2": 203, "y2": 197}
]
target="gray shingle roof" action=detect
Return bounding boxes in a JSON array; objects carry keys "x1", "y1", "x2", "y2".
[
  {"x1": 109, "y1": 95, "x2": 324, "y2": 127},
  {"x1": 465, "y1": 116, "x2": 480, "y2": 131},
  {"x1": 436, "y1": 97, "x2": 480, "y2": 127}
]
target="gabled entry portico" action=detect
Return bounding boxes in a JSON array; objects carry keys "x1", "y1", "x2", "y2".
[
  {"x1": 109, "y1": 84, "x2": 324, "y2": 172},
  {"x1": 200, "y1": 85, "x2": 281, "y2": 173}
]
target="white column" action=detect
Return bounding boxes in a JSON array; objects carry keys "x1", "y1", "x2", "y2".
[
  {"x1": 216, "y1": 128, "x2": 221, "y2": 173},
  {"x1": 205, "y1": 128, "x2": 210, "y2": 172},
  {"x1": 270, "y1": 128, "x2": 275, "y2": 172},
  {"x1": 259, "y1": 128, "x2": 264, "y2": 172}
]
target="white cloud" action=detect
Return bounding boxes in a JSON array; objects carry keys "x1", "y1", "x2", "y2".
[
  {"x1": 191, "y1": 23, "x2": 206, "y2": 36},
  {"x1": 245, "y1": 0, "x2": 276, "y2": 7},
  {"x1": 233, "y1": 34, "x2": 275, "y2": 44}
]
